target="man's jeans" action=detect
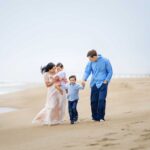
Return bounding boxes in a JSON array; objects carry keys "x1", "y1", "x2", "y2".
[{"x1": 90, "y1": 83, "x2": 108, "y2": 121}]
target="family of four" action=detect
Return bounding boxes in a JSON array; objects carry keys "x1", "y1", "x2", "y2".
[{"x1": 32, "y1": 49, "x2": 113, "y2": 125}]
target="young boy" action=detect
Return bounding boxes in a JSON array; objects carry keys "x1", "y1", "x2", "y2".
[{"x1": 64, "y1": 75, "x2": 84, "y2": 124}]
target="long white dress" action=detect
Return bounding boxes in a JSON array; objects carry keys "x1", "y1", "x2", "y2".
[{"x1": 32, "y1": 72, "x2": 66, "y2": 125}]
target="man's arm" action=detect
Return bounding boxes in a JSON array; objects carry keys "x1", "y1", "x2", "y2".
[
  {"x1": 77, "y1": 84, "x2": 85, "y2": 90},
  {"x1": 104, "y1": 59, "x2": 113, "y2": 83},
  {"x1": 82, "y1": 62, "x2": 92, "y2": 84}
]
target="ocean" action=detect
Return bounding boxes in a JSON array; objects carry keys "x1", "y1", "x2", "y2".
[{"x1": 0, "y1": 82, "x2": 31, "y2": 95}]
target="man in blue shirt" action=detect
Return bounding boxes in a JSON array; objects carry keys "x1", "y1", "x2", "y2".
[{"x1": 82, "y1": 49, "x2": 113, "y2": 122}]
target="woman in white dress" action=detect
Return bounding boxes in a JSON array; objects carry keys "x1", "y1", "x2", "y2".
[{"x1": 32, "y1": 62, "x2": 66, "y2": 125}]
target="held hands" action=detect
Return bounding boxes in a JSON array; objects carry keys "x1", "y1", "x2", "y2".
[{"x1": 82, "y1": 80, "x2": 86, "y2": 87}]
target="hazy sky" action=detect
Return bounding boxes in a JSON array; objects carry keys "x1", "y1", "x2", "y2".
[{"x1": 0, "y1": 0, "x2": 150, "y2": 82}]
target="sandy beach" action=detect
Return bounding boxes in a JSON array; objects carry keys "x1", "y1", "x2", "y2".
[{"x1": 0, "y1": 78, "x2": 150, "y2": 150}]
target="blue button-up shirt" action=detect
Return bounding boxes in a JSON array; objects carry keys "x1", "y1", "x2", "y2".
[
  {"x1": 64, "y1": 83, "x2": 84, "y2": 101},
  {"x1": 83, "y1": 55, "x2": 113, "y2": 88}
]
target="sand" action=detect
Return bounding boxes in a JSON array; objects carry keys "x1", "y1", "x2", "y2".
[{"x1": 0, "y1": 78, "x2": 150, "y2": 150}]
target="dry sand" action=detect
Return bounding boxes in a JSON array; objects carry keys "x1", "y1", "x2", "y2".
[{"x1": 0, "y1": 78, "x2": 150, "y2": 150}]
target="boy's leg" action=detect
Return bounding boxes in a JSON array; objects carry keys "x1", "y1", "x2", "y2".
[
  {"x1": 68, "y1": 101, "x2": 73, "y2": 122},
  {"x1": 97, "y1": 83, "x2": 108, "y2": 120},
  {"x1": 90, "y1": 85, "x2": 99, "y2": 121},
  {"x1": 72, "y1": 100, "x2": 78, "y2": 122}
]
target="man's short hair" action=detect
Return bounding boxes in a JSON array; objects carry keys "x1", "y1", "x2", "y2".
[{"x1": 87, "y1": 49, "x2": 97, "y2": 57}]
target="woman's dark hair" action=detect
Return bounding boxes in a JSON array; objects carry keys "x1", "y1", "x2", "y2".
[
  {"x1": 56, "y1": 62, "x2": 64, "y2": 68},
  {"x1": 41, "y1": 62, "x2": 55, "y2": 74},
  {"x1": 69, "y1": 75, "x2": 76, "y2": 81},
  {"x1": 87, "y1": 49, "x2": 97, "y2": 57}
]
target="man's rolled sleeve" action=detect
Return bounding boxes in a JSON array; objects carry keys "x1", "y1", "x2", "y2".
[
  {"x1": 105, "y1": 59, "x2": 113, "y2": 82},
  {"x1": 83, "y1": 62, "x2": 92, "y2": 81}
]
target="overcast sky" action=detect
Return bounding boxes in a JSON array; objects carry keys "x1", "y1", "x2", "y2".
[{"x1": 0, "y1": 0, "x2": 150, "y2": 82}]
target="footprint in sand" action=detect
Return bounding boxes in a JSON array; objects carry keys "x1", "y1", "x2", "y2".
[
  {"x1": 131, "y1": 121, "x2": 144, "y2": 125},
  {"x1": 98, "y1": 138, "x2": 119, "y2": 147},
  {"x1": 87, "y1": 137, "x2": 119, "y2": 148},
  {"x1": 105, "y1": 132, "x2": 117, "y2": 136},
  {"x1": 87, "y1": 142, "x2": 119, "y2": 147},
  {"x1": 140, "y1": 129, "x2": 150, "y2": 140},
  {"x1": 134, "y1": 130, "x2": 150, "y2": 142},
  {"x1": 121, "y1": 128, "x2": 125, "y2": 131},
  {"x1": 98, "y1": 137, "x2": 117, "y2": 142},
  {"x1": 87, "y1": 143, "x2": 99, "y2": 146},
  {"x1": 130, "y1": 146, "x2": 145, "y2": 150},
  {"x1": 140, "y1": 133, "x2": 150, "y2": 141},
  {"x1": 143, "y1": 129, "x2": 150, "y2": 132},
  {"x1": 102, "y1": 143, "x2": 120, "y2": 147},
  {"x1": 125, "y1": 111, "x2": 132, "y2": 114},
  {"x1": 64, "y1": 145, "x2": 76, "y2": 148},
  {"x1": 123, "y1": 133, "x2": 132, "y2": 136}
]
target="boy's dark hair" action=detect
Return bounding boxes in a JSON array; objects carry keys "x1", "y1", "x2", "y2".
[
  {"x1": 87, "y1": 49, "x2": 97, "y2": 57},
  {"x1": 56, "y1": 62, "x2": 64, "y2": 68},
  {"x1": 69, "y1": 75, "x2": 76, "y2": 81}
]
